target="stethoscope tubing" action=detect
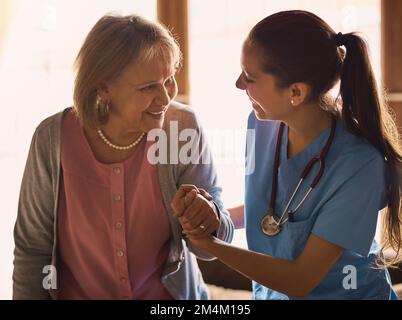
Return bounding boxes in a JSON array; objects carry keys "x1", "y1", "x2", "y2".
[{"x1": 266, "y1": 116, "x2": 337, "y2": 230}]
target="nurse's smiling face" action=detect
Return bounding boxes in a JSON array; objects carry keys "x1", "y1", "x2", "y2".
[{"x1": 235, "y1": 42, "x2": 292, "y2": 121}]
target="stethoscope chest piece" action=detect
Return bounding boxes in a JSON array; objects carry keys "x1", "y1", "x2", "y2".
[
  {"x1": 260, "y1": 118, "x2": 336, "y2": 237},
  {"x1": 261, "y1": 213, "x2": 281, "y2": 236}
]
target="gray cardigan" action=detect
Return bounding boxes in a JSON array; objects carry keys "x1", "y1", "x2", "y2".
[{"x1": 13, "y1": 101, "x2": 234, "y2": 300}]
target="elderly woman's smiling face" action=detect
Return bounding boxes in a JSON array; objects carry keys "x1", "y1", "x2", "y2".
[{"x1": 99, "y1": 49, "x2": 178, "y2": 133}]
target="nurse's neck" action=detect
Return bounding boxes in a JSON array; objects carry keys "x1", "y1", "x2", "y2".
[{"x1": 285, "y1": 104, "x2": 333, "y2": 159}]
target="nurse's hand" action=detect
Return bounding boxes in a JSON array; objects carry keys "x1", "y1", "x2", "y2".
[
  {"x1": 185, "y1": 234, "x2": 215, "y2": 251},
  {"x1": 171, "y1": 184, "x2": 220, "y2": 238}
]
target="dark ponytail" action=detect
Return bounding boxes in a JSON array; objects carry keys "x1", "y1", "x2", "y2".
[
  {"x1": 339, "y1": 33, "x2": 402, "y2": 266},
  {"x1": 248, "y1": 10, "x2": 402, "y2": 266}
]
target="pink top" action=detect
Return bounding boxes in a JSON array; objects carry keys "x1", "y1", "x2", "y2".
[{"x1": 57, "y1": 109, "x2": 173, "y2": 300}]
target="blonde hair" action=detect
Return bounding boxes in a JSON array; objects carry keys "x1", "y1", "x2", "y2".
[{"x1": 73, "y1": 14, "x2": 182, "y2": 128}]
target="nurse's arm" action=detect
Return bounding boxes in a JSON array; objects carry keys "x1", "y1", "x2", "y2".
[
  {"x1": 188, "y1": 234, "x2": 343, "y2": 298},
  {"x1": 228, "y1": 205, "x2": 245, "y2": 229}
]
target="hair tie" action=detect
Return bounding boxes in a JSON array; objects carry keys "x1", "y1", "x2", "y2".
[{"x1": 334, "y1": 32, "x2": 345, "y2": 47}]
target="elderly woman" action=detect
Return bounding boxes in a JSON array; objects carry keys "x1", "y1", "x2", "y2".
[{"x1": 13, "y1": 14, "x2": 233, "y2": 300}]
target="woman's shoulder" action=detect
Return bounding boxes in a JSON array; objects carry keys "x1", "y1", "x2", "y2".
[
  {"x1": 330, "y1": 119, "x2": 387, "y2": 183},
  {"x1": 27, "y1": 108, "x2": 72, "y2": 156},
  {"x1": 164, "y1": 100, "x2": 200, "y2": 129},
  {"x1": 34, "y1": 107, "x2": 71, "y2": 136},
  {"x1": 335, "y1": 119, "x2": 385, "y2": 164}
]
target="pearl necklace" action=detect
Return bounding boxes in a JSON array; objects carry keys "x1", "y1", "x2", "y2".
[{"x1": 97, "y1": 129, "x2": 145, "y2": 150}]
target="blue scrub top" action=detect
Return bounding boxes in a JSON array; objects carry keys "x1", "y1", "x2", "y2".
[{"x1": 245, "y1": 111, "x2": 395, "y2": 300}]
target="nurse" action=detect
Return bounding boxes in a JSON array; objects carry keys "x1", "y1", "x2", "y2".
[{"x1": 172, "y1": 10, "x2": 402, "y2": 299}]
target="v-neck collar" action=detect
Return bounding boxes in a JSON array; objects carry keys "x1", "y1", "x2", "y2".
[
  {"x1": 274, "y1": 120, "x2": 338, "y2": 214},
  {"x1": 279, "y1": 121, "x2": 335, "y2": 171}
]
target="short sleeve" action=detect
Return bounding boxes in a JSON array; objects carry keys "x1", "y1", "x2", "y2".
[{"x1": 312, "y1": 155, "x2": 388, "y2": 256}]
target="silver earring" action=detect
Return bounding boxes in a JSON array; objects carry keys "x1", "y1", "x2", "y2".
[
  {"x1": 290, "y1": 99, "x2": 295, "y2": 105},
  {"x1": 96, "y1": 95, "x2": 110, "y2": 118}
]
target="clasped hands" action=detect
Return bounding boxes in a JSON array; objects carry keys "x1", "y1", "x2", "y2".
[{"x1": 171, "y1": 184, "x2": 220, "y2": 241}]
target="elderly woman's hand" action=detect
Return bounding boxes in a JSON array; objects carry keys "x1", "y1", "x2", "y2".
[{"x1": 171, "y1": 184, "x2": 220, "y2": 239}]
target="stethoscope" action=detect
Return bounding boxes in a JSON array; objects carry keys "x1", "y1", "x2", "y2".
[{"x1": 261, "y1": 117, "x2": 336, "y2": 236}]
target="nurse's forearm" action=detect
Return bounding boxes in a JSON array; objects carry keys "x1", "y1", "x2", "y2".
[
  {"x1": 227, "y1": 205, "x2": 244, "y2": 229},
  {"x1": 200, "y1": 237, "x2": 312, "y2": 298}
]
